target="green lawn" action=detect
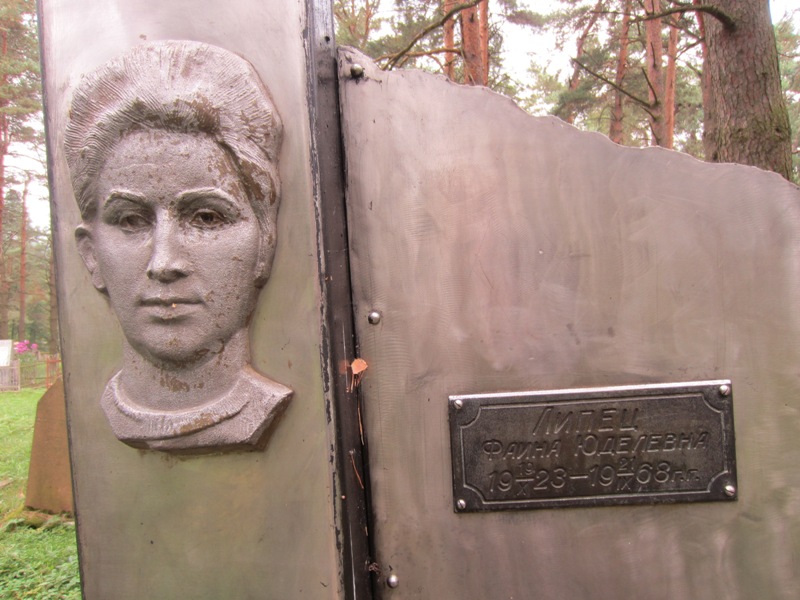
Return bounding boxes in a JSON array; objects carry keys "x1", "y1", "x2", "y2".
[{"x1": 0, "y1": 388, "x2": 81, "y2": 600}]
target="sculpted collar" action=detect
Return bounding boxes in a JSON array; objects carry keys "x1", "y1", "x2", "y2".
[{"x1": 100, "y1": 367, "x2": 292, "y2": 451}]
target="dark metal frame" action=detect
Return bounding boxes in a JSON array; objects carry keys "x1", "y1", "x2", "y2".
[{"x1": 305, "y1": 2, "x2": 374, "y2": 598}]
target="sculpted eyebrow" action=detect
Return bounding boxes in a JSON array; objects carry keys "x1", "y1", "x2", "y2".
[
  {"x1": 177, "y1": 187, "x2": 237, "y2": 204},
  {"x1": 103, "y1": 190, "x2": 147, "y2": 207}
]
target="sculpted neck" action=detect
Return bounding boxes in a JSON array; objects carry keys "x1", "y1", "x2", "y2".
[{"x1": 118, "y1": 328, "x2": 251, "y2": 412}]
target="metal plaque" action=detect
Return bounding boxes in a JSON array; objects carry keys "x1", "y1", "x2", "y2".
[{"x1": 450, "y1": 381, "x2": 737, "y2": 512}]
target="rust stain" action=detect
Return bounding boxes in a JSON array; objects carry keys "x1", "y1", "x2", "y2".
[
  {"x1": 159, "y1": 373, "x2": 190, "y2": 392},
  {"x1": 178, "y1": 412, "x2": 215, "y2": 434}
]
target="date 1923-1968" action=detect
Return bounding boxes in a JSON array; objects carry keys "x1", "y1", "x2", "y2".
[{"x1": 487, "y1": 459, "x2": 701, "y2": 496}]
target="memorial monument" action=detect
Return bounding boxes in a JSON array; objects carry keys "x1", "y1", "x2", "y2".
[{"x1": 39, "y1": 1, "x2": 800, "y2": 598}]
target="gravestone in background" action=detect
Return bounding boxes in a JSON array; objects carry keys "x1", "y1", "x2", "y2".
[{"x1": 26, "y1": 380, "x2": 73, "y2": 515}]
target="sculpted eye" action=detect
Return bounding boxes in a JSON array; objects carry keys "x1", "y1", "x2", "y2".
[
  {"x1": 117, "y1": 212, "x2": 151, "y2": 232},
  {"x1": 189, "y1": 208, "x2": 229, "y2": 229}
]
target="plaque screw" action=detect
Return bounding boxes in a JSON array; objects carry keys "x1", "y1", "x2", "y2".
[
  {"x1": 368, "y1": 311, "x2": 381, "y2": 325},
  {"x1": 724, "y1": 483, "x2": 736, "y2": 497},
  {"x1": 350, "y1": 64, "x2": 365, "y2": 79},
  {"x1": 456, "y1": 499, "x2": 467, "y2": 510},
  {"x1": 453, "y1": 399, "x2": 463, "y2": 410},
  {"x1": 719, "y1": 384, "x2": 731, "y2": 397},
  {"x1": 386, "y1": 574, "x2": 399, "y2": 589}
]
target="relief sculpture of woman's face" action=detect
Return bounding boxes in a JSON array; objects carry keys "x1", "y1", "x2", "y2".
[
  {"x1": 80, "y1": 130, "x2": 263, "y2": 367},
  {"x1": 65, "y1": 41, "x2": 292, "y2": 453}
]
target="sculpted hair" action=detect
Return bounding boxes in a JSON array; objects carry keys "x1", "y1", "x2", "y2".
[{"x1": 64, "y1": 40, "x2": 283, "y2": 281}]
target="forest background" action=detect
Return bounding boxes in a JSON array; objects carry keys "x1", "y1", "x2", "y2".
[{"x1": 0, "y1": 0, "x2": 798, "y2": 357}]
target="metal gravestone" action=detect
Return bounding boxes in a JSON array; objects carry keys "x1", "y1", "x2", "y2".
[
  {"x1": 41, "y1": 1, "x2": 800, "y2": 598},
  {"x1": 339, "y1": 49, "x2": 799, "y2": 599},
  {"x1": 40, "y1": 1, "x2": 355, "y2": 598}
]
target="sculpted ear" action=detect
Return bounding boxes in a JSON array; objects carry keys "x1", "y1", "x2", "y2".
[
  {"x1": 254, "y1": 228, "x2": 277, "y2": 288},
  {"x1": 75, "y1": 224, "x2": 107, "y2": 293}
]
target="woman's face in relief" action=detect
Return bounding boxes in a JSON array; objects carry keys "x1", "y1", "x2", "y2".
[{"x1": 81, "y1": 129, "x2": 265, "y2": 366}]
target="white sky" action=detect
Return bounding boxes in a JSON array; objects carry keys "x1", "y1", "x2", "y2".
[{"x1": 20, "y1": 0, "x2": 799, "y2": 231}]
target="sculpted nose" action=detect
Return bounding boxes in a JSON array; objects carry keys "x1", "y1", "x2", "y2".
[{"x1": 146, "y1": 224, "x2": 190, "y2": 282}]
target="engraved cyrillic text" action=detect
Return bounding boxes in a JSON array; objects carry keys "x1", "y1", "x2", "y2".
[{"x1": 450, "y1": 385, "x2": 736, "y2": 511}]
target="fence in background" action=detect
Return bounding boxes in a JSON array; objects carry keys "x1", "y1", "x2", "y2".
[{"x1": 0, "y1": 355, "x2": 62, "y2": 391}]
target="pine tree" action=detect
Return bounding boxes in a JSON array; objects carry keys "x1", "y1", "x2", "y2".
[
  {"x1": 0, "y1": 0, "x2": 41, "y2": 338},
  {"x1": 702, "y1": 0, "x2": 792, "y2": 179}
]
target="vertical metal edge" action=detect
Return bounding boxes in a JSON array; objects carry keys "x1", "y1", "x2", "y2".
[
  {"x1": 304, "y1": 1, "x2": 374, "y2": 598},
  {"x1": 35, "y1": 3, "x2": 86, "y2": 599},
  {"x1": 724, "y1": 383, "x2": 738, "y2": 499},
  {"x1": 448, "y1": 400, "x2": 464, "y2": 512}
]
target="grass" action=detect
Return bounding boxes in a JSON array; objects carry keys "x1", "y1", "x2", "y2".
[{"x1": 0, "y1": 388, "x2": 81, "y2": 600}]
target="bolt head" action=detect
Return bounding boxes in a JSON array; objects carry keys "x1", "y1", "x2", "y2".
[
  {"x1": 386, "y1": 574, "x2": 399, "y2": 588},
  {"x1": 453, "y1": 399, "x2": 463, "y2": 410},
  {"x1": 456, "y1": 498, "x2": 467, "y2": 510},
  {"x1": 350, "y1": 64, "x2": 365, "y2": 79},
  {"x1": 719, "y1": 384, "x2": 731, "y2": 397},
  {"x1": 368, "y1": 311, "x2": 381, "y2": 325}
]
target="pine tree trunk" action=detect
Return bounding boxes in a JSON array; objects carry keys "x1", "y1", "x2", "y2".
[
  {"x1": 479, "y1": 0, "x2": 489, "y2": 84},
  {"x1": 0, "y1": 255, "x2": 7, "y2": 340},
  {"x1": 609, "y1": 0, "x2": 632, "y2": 143},
  {"x1": 703, "y1": 0, "x2": 792, "y2": 179},
  {"x1": 444, "y1": 0, "x2": 456, "y2": 80},
  {"x1": 48, "y1": 247, "x2": 59, "y2": 353},
  {"x1": 18, "y1": 182, "x2": 27, "y2": 341},
  {"x1": 644, "y1": 0, "x2": 666, "y2": 146},
  {"x1": 461, "y1": 2, "x2": 487, "y2": 86},
  {"x1": 0, "y1": 29, "x2": 8, "y2": 340},
  {"x1": 663, "y1": 24, "x2": 679, "y2": 149},
  {"x1": 0, "y1": 147, "x2": 7, "y2": 340}
]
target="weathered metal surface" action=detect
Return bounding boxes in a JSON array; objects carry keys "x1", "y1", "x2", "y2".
[
  {"x1": 450, "y1": 381, "x2": 737, "y2": 511},
  {"x1": 339, "y1": 48, "x2": 800, "y2": 599},
  {"x1": 40, "y1": 1, "x2": 344, "y2": 597}
]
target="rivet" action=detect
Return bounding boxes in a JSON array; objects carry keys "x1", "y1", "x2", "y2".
[
  {"x1": 386, "y1": 573, "x2": 399, "y2": 589},
  {"x1": 453, "y1": 399, "x2": 463, "y2": 410},
  {"x1": 368, "y1": 311, "x2": 381, "y2": 325},
  {"x1": 719, "y1": 384, "x2": 731, "y2": 397},
  {"x1": 724, "y1": 483, "x2": 736, "y2": 497},
  {"x1": 456, "y1": 498, "x2": 467, "y2": 510},
  {"x1": 350, "y1": 64, "x2": 365, "y2": 79}
]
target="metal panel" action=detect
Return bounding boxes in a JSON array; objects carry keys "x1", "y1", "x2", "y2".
[
  {"x1": 40, "y1": 1, "x2": 345, "y2": 597},
  {"x1": 339, "y1": 48, "x2": 800, "y2": 599}
]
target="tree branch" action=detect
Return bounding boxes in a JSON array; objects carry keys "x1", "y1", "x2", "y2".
[
  {"x1": 571, "y1": 58, "x2": 654, "y2": 113},
  {"x1": 376, "y1": 46, "x2": 462, "y2": 62},
  {"x1": 395, "y1": 48, "x2": 453, "y2": 70},
  {"x1": 635, "y1": 3, "x2": 736, "y2": 31},
  {"x1": 640, "y1": 65, "x2": 660, "y2": 108},
  {"x1": 380, "y1": 0, "x2": 483, "y2": 70}
]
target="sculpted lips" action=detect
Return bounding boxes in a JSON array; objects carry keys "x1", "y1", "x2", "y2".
[
  {"x1": 139, "y1": 295, "x2": 203, "y2": 320},
  {"x1": 139, "y1": 296, "x2": 202, "y2": 306}
]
